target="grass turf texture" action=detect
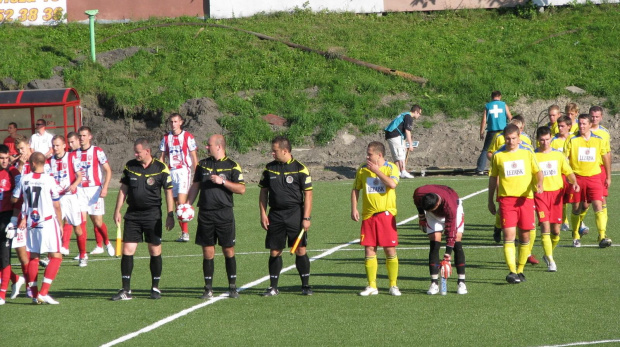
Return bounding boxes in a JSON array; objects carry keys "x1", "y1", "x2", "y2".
[
  {"x1": 2, "y1": 175, "x2": 619, "y2": 346},
  {"x1": 1, "y1": 5, "x2": 619, "y2": 151}
]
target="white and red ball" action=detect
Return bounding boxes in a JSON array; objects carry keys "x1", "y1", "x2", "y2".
[{"x1": 176, "y1": 204, "x2": 195, "y2": 222}]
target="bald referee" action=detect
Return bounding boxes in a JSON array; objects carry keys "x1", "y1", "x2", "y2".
[
  {"x1": 112, "y1": 138, "x2": 175, "y2": 301},
  {"x1": 187, "y1": 134, "x2": 245, "y2": 299},
  {"x1": 259, "y1": 136, "x2": 313, "y2": 296}
]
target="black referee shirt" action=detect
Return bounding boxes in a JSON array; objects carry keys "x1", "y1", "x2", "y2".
[
  {"x1": 258, "y1": 158, "x2": 312, "y2": 211},
  {"x1": 193, "y1": 156, "x2": 245, "y2": 210},
  {"x1": 120, "y1": 158, "x2": 172, "y2": 220}
]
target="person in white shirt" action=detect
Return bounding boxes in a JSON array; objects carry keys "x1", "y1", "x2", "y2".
[{"x1": 29, "y1": 119, "x2": 53, "y2": 159}]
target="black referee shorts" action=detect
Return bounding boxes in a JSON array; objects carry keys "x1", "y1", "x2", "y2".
[
  {"x1": 123, "y1": 218, "x2": 162, "y2": 245},
  {"x1": 0, "y1": 210, "x2": 13, "y2": 268},
  {"x1": 195, "y1": 207, "x2": 236, "y2": 248},
  {"x1": 265, "y1": 207, "x2": 307, "y2": 250}
]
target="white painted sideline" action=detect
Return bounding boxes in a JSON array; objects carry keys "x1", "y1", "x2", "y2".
[
  {"x1": 100, "y1": 186, "x2": 486, "y2": 347},
  {"x1": 537, "y1": 340, "x2": 620, "y2": 347}
]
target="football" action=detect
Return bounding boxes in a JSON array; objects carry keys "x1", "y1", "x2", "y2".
[{"x1": 176, "y1": 204, "x2": 195, "y2": 222}]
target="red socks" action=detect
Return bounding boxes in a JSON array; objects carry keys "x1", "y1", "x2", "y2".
[
  {"x1": 26, "y1": 258, "x2": 39, "y2": 298},
  {"x1": 62, "y1": 223, "x2": 73, "y2": 249},
  {"x1": 39, "y1": 257, "x2": 62, "y2": 296},
  {"x1": 0, "y1": 265, "x2": 11, "y2": 300}
]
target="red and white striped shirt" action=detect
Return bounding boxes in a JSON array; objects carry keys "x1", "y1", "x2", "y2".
[
  {"x1": 159, "y1": 131, "x2": 197, "y2": 169},
  {"x1": 74, "y1": 146, "x2": 108, "y2": 187},
  {"x1": 48, "y1": 151, "x2": 80, "y2": 195}
]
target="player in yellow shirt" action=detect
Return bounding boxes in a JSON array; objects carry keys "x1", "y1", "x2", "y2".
[
  {"x1": 547, "y1": 105, "x2": 561, "y2": 136},
  {"x1": 488, "y1": 124, "x2": 543, "y2": 284},
  {"x1": 351, "y1": 141, "x2": 401, "y2": 296},
  {"x1": 534, "y1": 126, "x2": 580, "y2": 272},
  {"x1": 564, "y1": 103, "x2": 580, "y2": 135},
  {"x1": 564, "y1": 113, "x2": 611, "y2": 248}
]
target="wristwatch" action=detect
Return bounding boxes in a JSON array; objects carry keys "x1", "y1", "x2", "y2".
[{"x1": 302, "y1": 217, "x2": 311, "y2": 221}]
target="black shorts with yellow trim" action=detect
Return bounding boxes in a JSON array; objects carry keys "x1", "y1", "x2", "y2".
[{"x1": 123, "y1": 216, "x2": 163, "y2": 245}]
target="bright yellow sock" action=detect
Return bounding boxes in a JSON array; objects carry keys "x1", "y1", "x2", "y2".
[
  {"x1": 603, "y1": 204, "x2": 608, "y2": 222},
  {"x1": 517, "y1": 241, "x2": 529, "y2": 273},
  {"x1": 495, "y1": 213, "x2": 501, "y2": 228},
  {"x1": 562, "y1": 204, "x2": 569, "y2": 226},
  {"x1": 551, "y1": 234, "x2": 560, "y2": 250},
  {"x1": 364, "y1": 255, "x2": 378, "y2": 288},
  {"x1": 504, "y1": 241, "x2": 517, "y2": 273},
  {"x1": 385, "y1": 255, "x2": 399, "y2": 287},
  {"x1": 529, "y1": 231, "x2": 537, "y2": 255},
  {"x1": 580, "y1": 206, "x2": 589, "y2": 220},
  {"x1": 541, "y1": 232, "x2": 553, "y2": 260},
  {"x1": 595, "y1": 210, "x2": 608, "y2": 241},
  {"x1": 571, "y1": 212, "x2": 582, "y2": 240}
]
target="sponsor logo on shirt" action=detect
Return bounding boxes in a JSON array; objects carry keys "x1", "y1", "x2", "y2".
[
  {"x1": 503, "y1": 160, "x2": 525, "y2": 177},
  {"x1": 366, "y1": 177, "x2": 386, "y2": 194}
]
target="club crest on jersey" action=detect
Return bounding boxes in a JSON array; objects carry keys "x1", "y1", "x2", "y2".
[
  {"x1": 366, "y1": 177, "x2": 386, "y2": 194},
  {"x1": 30, "y1": 209, "x2": 40, "y2": 222},
  {"x1": 503, "y1": 160, "x2": 525, "y2": 177},
  {"x1": 286, "y1": 176, "x2": 294, "y2": 184},
  {"x1": 578, "y1": 147, "x2": 595, "y2": 162},
  {"x1": 0, "y1": 179, "x2": 6, "y2": 188},
  {"x1": 146, "y1": 177, "x2": 155, "y2": 186}
]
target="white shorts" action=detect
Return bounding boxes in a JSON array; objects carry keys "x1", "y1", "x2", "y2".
[
  {"x1": 26, "y1": 218, "x2": 62, "y2": 254},
  {"x1": 425, "y1": 200, "x2": 465, "y2": 234},
  {"x1": 387, "y1": 137, "x2": 406, "y2": 162},
  {"x1": 170, "y1": 167, "x2": 191, "y2": 197},
  {"x1": 78, "y1": 186, "x2": 105, "y2": 216},
  {"x1": 61, "y1": 194, "x2": 82, "y2": 226},
  {"x1": 11, "y1": 228, "x2": 27, "y2": 249}
]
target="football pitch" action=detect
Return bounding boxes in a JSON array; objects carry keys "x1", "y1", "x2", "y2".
[{"x1": 3, "y1": 175, "x2": 619, "y2": 347}]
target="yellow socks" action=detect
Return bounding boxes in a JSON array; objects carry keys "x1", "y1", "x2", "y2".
[
  {"x1": 595, "y1": 210, "x2": 608, "y2": 241},
  {"x1": 541, "y1": 232, "x2": 553, "y2": 261},
  {"x1": 517, "y1": 241, "x2": 529, "y2": 274},
  {"x1": 571, "y1": 212, "x2": 583, "y2": 240},
  {"x1": 386, "y1": 255, "x2": 399, "y2": 287},
  {"x1": 504, "y1": 241, "x2": 516, "y2": 273},
  {"x1": 529, "y1": 231, "x2": 537, "y2": 255},
  {"x1": 365, "y1": 255, "x2": 378, "y2": 288},
  {"x1": 551, "y1": 234, "x2": 560, "y2": 250}
]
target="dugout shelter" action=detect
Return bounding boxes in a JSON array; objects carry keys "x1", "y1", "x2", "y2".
[{"x1": 0, "y1": 88, "x2": 83, "y2": 141}]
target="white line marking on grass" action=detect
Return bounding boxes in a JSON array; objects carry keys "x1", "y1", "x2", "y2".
[
  {"x1": 100, "y1": 186, "x2": 489, "y2": 347},
  {"x1": 101, "y1": 239, "x2": 359, "y2": 347},
  {"x1": 536, "y1": 339, "x2": 620, "y2": 347}
]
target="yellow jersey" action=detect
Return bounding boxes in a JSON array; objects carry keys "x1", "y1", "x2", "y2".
[
  {"x1": 490, "y1": 144, "x2": 541, "y2": 198},
  {"x1": 488, "y1": 132, "x2": 533, "y2": 153},
  {"x1": 565, "y1": 133, "x2": 609, "y2": 177},
  {"x1": 535, "y1": 149, "x2": 574, "y2": 192},
  {"x1": 353, "y1": 161, "x2": 400, "y2": 220},
  {"x1": 548, "y1": 122, "x2": 559, "y2": 136},
  {"x1": 592, "y1": 126, "x2": 611, "y2": 165},
  {"x1": 550, "y1": 135, "x2": 569, "y2": 155}
]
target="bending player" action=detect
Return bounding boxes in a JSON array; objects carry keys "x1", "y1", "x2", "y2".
[
  {"x1": 49, "y1": 135, "x2": 86, "y2": 265},
  {"x1": 488, "y1": 124, "x2": 543, "y2": 284},
  {"x1": 75, "y1": 126, "x2": 114, "y2": 257},
  {"x1": 14, "y1": 152, "x2": 64, "y2": 304},
  {"x1": 159, "y1": 113, "x2": 198, "y2": 242},
  {"x1": 413, "y1": 184, "x2": 467, "y2": 295},
  {"x1": 351, "y1": 141, "x2": 401, "y2": 296},
  {"x1": 534, "y1": 126, "x2": 579, "y2": 272}
]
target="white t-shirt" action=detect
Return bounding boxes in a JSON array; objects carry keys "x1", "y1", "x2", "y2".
[{"x1": 29, "y1": 131, "x2": 54, "y2": 155}]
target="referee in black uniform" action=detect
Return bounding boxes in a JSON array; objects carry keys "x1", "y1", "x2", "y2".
[
  {"x1": 111, "y1": 138, "x2": 175, "y2": 301},
  {"x1": 187, "y1": 134, "x2": 245, "y2": 299},
  {"x1": 259, "y1": 136, "x2": 313, "y2": 296}
]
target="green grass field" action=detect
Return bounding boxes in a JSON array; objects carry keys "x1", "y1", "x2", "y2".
[{"x1": 3, "y1": 175, "x2": 619, "y2": 346}]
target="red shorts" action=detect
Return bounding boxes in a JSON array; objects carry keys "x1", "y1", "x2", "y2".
[
  {"x1": 595, "y1": 165, "x2": 608, "y2": 197},
  {"x1": 575, "y1": 175, "x2": 605, "y2": 203},
  {"x1": 360, "y1": 211, "x2": 398, "y2": 247},
  {"x1": 562, "y1": 175, "x2": 573, "y2": 202},
  {"x1": 498, "y1": 197, "x2": 536, "y2": 230},
  {"x1": 535, "y1": 189, "x2": 563, "y2": 224}
]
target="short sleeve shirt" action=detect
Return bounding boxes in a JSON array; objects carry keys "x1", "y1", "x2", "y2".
[
  {"x1": 258, "y1": 158, "x2": 312, "y2": 211},
  {"x1": 534, "y1": 149, "x2": 574, "y2": 192},
  {"x1": 385, "y1": 112, "x2": 414, "y2": 140},
  {"x1": 352, "y1": 161, "x2": 399, "y2": 220},
  {"x1": 120, "y1": 158, "x2": 172, "y2": 220},
  {"x1": 194, "y1": 156, "x2": 245, "y2": 210},
  {"x1": 565, "y1": 133, "x2": 608, "y2": 177},
  {"x1": 29, "y1": 131, "x2": 54, "y2": 155},
  {"x1": 490, "y1": 145, "x2": 541, "y2": 198}
]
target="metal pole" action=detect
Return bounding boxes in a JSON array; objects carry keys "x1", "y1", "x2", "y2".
[{"x1": 85, "y1": 10, "x2": 99, "y2": 63}]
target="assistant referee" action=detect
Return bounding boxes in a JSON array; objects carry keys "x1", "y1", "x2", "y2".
[
  {"x1": 112, "y1": 138, "x2": 175, "y2": 301},
  {"x1": 259, "y1": 136, "x2": 313, "y2": 296}
]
